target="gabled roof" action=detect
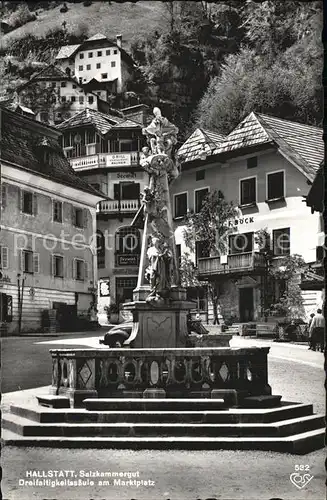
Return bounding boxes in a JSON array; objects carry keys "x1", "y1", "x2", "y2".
[
  {"x1": 29, "y1": 64, "x2": 69, "y2": 81},
  {"x1": 86, "y1": 33, "x2": 107, "y2": 42},
  {"x1": 56, "y1": 44, "x2": 80, "y2": 60},
  {"x1": 177, "y1": 128, "x2": 224, "y2": 163},
  {"x1": 180, "y1": 112, "x2": 323, "y2": 181},
  {"x1": 56, "y1": 108, "x2": 141, "y2": 135},
  {"x1": 0, "y1": 106, "x2": 103, "y2": 198}
]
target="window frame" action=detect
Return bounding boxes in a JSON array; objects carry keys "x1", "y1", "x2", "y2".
[
  {"x1": 88, "y1": 52, "x2": 93, "y2": 58},
  {"x1": 96, "y1": 62, "x2": 101, "y2": 69},
  {"x1": 101, "y1": 73, "x2": 108, "y2": 79},
  {"x1": 78, "y1": 65, "x2": 83, "y2": 71},
  {"x1": 266, "y1": 170, "x2": 285, "y2": 201},
  {"x1": 97, "y1": 51, "x2": 102, "y2": 57},
  {"x1": 73, "y1": 207, "x2": 84, "y2": 228},
  {"x1": 75, "y1": 258, "x2": 85, "y2": 281},
  {"x1": 272, "y1": 227, "x2": 290, "y2": 256},
  {"x1": 86, "y1": 64, "x2": 91, "y2": 71},
  {"x1": 174, "y1": 191, "x2": 188, "y2": 218},
  {"x1": 79, "y1": 53, "x2": 84, "y2": 59},
  {"x1": 52, "y1": 254, "x2": 64, "y2": 278},
  {"x1": 194, "y1": 186, "x2": 210, "y2": 214},
  {"x1": 22, "y1": 190, "x2": 34, "y2": 215},
  {"x1": 53, "y1": 200, "x2": 63, "y2": 223},
  {"x1": 196, "y1": 169, "x2": 205, "y2": 181},
  {"x1": 228, "y1": 232, "x2": 254, "y2": 255},
  {"x1": 111, "y1": 61, "x2": 116, "y2": 68},
  {"x1": 239, "y1": 175, "x2": 257, "y2": 206}
]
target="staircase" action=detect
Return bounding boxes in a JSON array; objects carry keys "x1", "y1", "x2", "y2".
[{"x1": 2, "y1": 396, "x2": 325, "y2": 454}]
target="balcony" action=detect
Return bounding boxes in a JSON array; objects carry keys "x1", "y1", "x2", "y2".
[
  {"x1": 198, "y1": 252, "x2": 266, "y2": 277},
  {"x1": 97, "y1": 199, "x2": 140, "y2": 214},
  {"x1": 67, "y1": 152, "x2": 139, "y2": 171}
]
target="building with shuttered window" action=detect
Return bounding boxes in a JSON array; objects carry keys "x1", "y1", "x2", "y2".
[
  {"x1": 173, "y1": 112, "x2": 324, "y2": 322},
  {"x1": 0, "y1": 106, "x2": 104, "y2": 333}
]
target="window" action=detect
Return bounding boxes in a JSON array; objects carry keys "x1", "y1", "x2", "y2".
[
  {"x1": 101, "y1": 73, "x2": 108, "y2": 79},
  {"x1": 115, "y1": 227, "x2": 141, "y2": 255},
  {"x1": 0, "y1": 246, "x2": 9, "y2": 269},
  {"x1": 72, "y1": 84, "x2": 76, "y2": 89},
  {"x1": 53, "y1": 255, "x2": 64, "y2": 278},
  {"x1": 111, "y1": 61, "x2": 116, "y2": 68},
  {"x1": 22, "y1": 191, "x2": 34, "y2": 215},
  {"x1": 71, "y1": 96, "x2": 76, "y2": 102},
  {"x1": 73, "y1": 207, "x2": 85, "y2": 228},
  {"x1": 113, "y1": 49, "x2": 118, "y2": 54},
  {"x1": 79, "y1": 65, "x2": 83, "y2": 71},
  {"x1": 21, "y1": 250, "x2": 39, "y2": 274},
  {"x1": 240, "y1": 177, "x2": 256, "y2": 205},
  {"x1": 86, "y1": 129, "x2": 95, "y2": 144},
  {"x1": 86, "y1": 64, "x2": 91, "y2": 70},
  {"x1": 187, "y1": 287, "x2": 207, "y2": 312},
  {"x1": 79, "y1": 96, "x2": 84, "y2": 104},
  {"x1": 229, "y1": 232, "x2": 253, "y2": 254},
  {"x1": 88, "y1": 52, "x2": 93, "y2": 58},
  {"x1": 273, "y1": 228, "x2": 290, "y2": 256},
  {"x1": 97, "y1": 51, "x2": 102, "y2": 57},
  {"x1": 267, "y1": 171, "x2": 284, "y2": 200},
  {"x1": 53, "y1": 201, "x2": 63, "y2": 223},
  {"x1": 97, "y1": 230, "x2": 105, "y2": 268},
  {"x1": 247, "y1": 157, "x2": 257, "y2": 169},
  {"x1": 60, "y1": 81, "x2": 67, "y2": 88},
  {"x1": 196, "y1": 170, "x2": 205, "y2": 181},
  {"x1": 88, "y1": 96, "x2": 94, "y2": 105},
  {"x1": 74, "y1": 259, "x2": 86, "y2": 281},
  {"x1": 106, "y1": 49, "x2": 110, "y2": 55},
  {"x1": 174, "y1": 192, "x2": 187, "y2": 218},
  {"x1": 96, "y1": 63, "x2": 101, "y2": 69},
  {"x1": 195, "y1": 188, "x2": 209, "y2": 213},
  {"x1": 80, "y1": 53, "x2": 84, "y2": 59},
  {"x1": 61, "y1": 96, "x2": 66, "y2": 103},
  {"x1": 195, "y1": 241, "x2": 210, "y2": 262},
  {"x1": 1, "y1": 183, "x2": 7, "y2": 209}
]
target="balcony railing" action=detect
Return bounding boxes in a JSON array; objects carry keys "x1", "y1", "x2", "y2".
[
  {"x1": 97, "y1": 199, "x2": 140, "y2": 214},
  {"x1": 67, "y1": 152, "x2": 139, "y2": 171},
  {"x1": 198, "y1": 252, "x2": 266, "y2": 276}
]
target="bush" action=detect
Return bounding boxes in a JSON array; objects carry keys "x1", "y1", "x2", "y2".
[{"x1": 8, "y1": 3, "x2": 37, "y2": 29}]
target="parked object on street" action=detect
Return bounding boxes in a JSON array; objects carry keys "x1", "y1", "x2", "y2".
[
  {"x1": 99, "y1": 321, "x2": 132, "y2": 347},
  {"x1": 275, "y1": 318, "x2": 307, "y2": 342}
]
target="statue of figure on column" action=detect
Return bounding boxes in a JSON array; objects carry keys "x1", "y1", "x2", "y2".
[{"x1": 138, "y1": 108, "x2": 181, "y2": 300}]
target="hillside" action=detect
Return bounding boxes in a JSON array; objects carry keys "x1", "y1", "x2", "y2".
[{"x1": 0, "y1": 1, "x2": 165, "y2": 50}]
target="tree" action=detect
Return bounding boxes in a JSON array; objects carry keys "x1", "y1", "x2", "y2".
[
  {"x1": 269, "y1": 254, "x2": 306, "y2": 320},
  {"x1": 192, "y1": 1, "x2": 322, "y2": 134},
  {"x1": 181, "y1": 189, "x2": 238, "y2": 324}
]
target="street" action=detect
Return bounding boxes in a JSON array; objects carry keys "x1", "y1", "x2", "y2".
[{"x1": 1, "y1": 333, "x2": 325, "y2": 500}]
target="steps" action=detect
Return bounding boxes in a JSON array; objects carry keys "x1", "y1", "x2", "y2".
[{"x1": 2, "y1": 397, "x2": 325, "y2": 454}]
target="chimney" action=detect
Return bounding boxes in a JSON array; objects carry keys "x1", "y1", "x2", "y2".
[{"x1": 116, "y1": 34, "x2": 122, "y2": 49}]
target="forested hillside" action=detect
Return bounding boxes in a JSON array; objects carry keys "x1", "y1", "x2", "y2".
[{"x1": 0, "y1": 1, "x2": 322, "y2": 139}]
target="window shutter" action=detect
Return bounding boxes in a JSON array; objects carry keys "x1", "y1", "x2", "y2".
[
  {"x1": 84, "y1": 261, "x2": 89, "y2": 280},
  {"x1": 19, "y1": 250, "x2": 24, "y2": 272},
  {"x1": 71, "y1": 205, "x2": 76, "y2": 225},
  {"x1": 33, "y1": 253, "x2": 40, "y2": 273},
  {"x1": 1, "y1": 247, "x2": 9, "y2": 269},
  {"x1": 19, "y1": 188, "x2": 23, "y2": 212},
  {"x1": 33, "y1": 193, "x2": 38, "y2": 216},
  {"x1": 72, "y1": 259, "x2": 76, "y2": 279},
  {"x1": 52, "y1": 255, "x2": 56, "y2": 276},
  {"x1": 52, "y1": 200, "x2": 55, "y2": 221},
  {"x1": 1, "y1": 184, "x2": 7, "y2": 209},
  {"x1": 83, "y1": 209, "x2": 88, "y2": 229}
]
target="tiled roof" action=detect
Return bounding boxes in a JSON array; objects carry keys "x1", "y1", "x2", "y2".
[
  {"x1": 29, "y1": 64, "x2": 69, "y2": 81},
  {"x1": 0, "y1": 106, "x2": 102, "y2": 197},
  {"x1": 56, "y1": 108, "x2": 140, "y2": 135},
  {"x1": 55, "y1": 44, "x2": 80, "y2": 60},
  {"x1": 180, "y1": 112, "x2": 323, "y2": 181},
  {"x1": 177, "y1": 128, "x2": 224, "y2": 163},
  {"x1": 256, "y1": 113, "x2": 323, "y2": 179},
  {"x1": 86, "y1": 33, "x2": 107, "y2": 42}
]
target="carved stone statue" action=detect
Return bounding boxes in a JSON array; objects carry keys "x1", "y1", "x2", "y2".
[
  {"x1": 142, "y1": 107, "x2": 178, "y2": 158},
  {"x1": 145, "y1": 236, "x2": 172, "y2": 302},
  {"x1": 138, "y1": 108, "x2": 181, "y2": 300}
]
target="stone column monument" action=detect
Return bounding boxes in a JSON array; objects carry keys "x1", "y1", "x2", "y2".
[{"x1": 122, "y1": 107, "x2": 194, "y2": 348}]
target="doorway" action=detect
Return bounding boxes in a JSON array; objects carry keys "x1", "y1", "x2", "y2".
[{"x1": 239, "y1": 288, "x2": 254, "y2": 322}]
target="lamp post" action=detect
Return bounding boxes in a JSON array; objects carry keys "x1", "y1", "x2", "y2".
[{"x1": 17, "y1": 273, "x2": 25, "y2": 335}]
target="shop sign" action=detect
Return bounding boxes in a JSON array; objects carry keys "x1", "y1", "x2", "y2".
[
  {"x1": 117, "y1": 255, "x2": 139, "y2": 266},
  {"x1": 106, "y1": 154, "x2": 131, "y2": 167},
  {"x1": 117, "y1": 172, "x2": 137, "y2": 180},
  {"x1": 228, "y1": 217, "x2": 255, "y2": 228}
]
